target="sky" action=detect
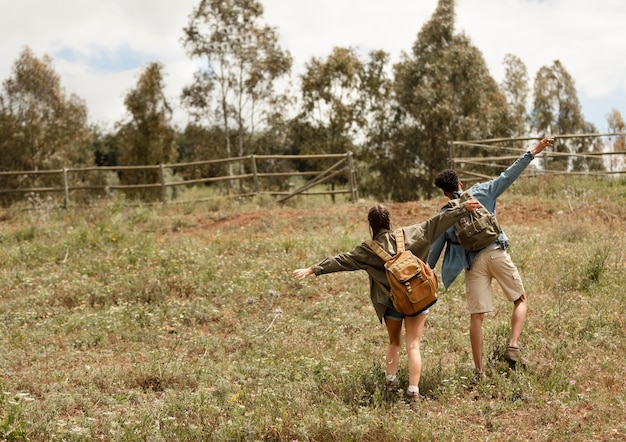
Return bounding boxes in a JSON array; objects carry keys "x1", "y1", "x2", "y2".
[{"x1": 1, "y1": 0, "x2": 625, "y2": 133}]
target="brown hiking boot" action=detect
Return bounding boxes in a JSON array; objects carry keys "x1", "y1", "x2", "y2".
[
  {"x1": 504, "y1": 345, "x2": 529, "y2": 368},
  {"x1": 504, "y1": 346, "x2": 521, "y2": 363}
]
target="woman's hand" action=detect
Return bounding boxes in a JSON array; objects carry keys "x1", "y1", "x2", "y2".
[
  {"x1": 293, "y1": 267, "x2": 314, "y2": 280},
  {"x1": 463, "y1": 199, "x2": 482, "y2": 212}
]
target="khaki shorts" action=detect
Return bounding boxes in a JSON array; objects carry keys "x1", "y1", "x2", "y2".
[{"x1": 464, "y1": 244, "x2": 525, "y2": 314}]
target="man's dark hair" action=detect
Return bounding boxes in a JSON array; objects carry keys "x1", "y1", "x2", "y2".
[
  {"x1": 368, "y1": 204, "x2": 390, "y2": 238},
  {"x1": 433, "y1": 169, "x2": 459, "y2": 194}
]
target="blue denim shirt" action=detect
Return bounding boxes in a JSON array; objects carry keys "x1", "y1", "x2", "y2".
[{"x1": 428, "y1": 151, "x2": 537, "y2": 289}]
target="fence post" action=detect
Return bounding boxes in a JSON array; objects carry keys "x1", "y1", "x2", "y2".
[
  {"x1": 159, "y1": 164, "x2": 167, "y2": 204},
  {"x1": 347, "y1": 152, "x2": 358, "y2": 201},
  {"x1": 448, "y1": 142, "x2": 455, "y2": 169},
  {"x1": 250, "y1": 155, "x2": 259, "y2": 195},
  {"x1": 62, "y1": 167, "x2": 69, "y2": 208}
]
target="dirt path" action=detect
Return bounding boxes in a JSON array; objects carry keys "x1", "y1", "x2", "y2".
[
  {"x1": 197, "y1": 199, "x2": 558, "y2": 231},
  {"x1": 191, "y1": 195, "x2": 620, "y2": 233}
]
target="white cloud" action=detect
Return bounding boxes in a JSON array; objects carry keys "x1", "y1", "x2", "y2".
[
  {"x1": 1, "y1": 0, "x2": 624, "y2": 132},
  {"x1": 456, "y1": 0, "x2": 626, "y2": 94}
]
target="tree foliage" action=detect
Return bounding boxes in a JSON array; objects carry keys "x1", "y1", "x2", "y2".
[
  {"x1": 298, "y1": 47, "x2": 367, "y2": 154},
  {"x1": 0, "y1": 47, "x2": 92, "y2": 205},
  {"x1": 117, "y1": 62, "x2": 176, "y2": 201},
  {"x1": 355, "y1": 51, "x2": 397, "y2": 199},
  {"x1": 389, "y1": 0, "x2": 515, "y2": 200},
  {"x1": 182, "y1": 0, "x2": 292, "y2": 182},
  {"x1": 292, "y1": 47, "x2": 395, "y2": 197},
  {"x1": 607, "y1": 109, "x2": 625, "y2": 172},
  {"x1": 501, "y1": 54, "x2": 530, "y2": 137},
  {"x1": 91, "y1": 128, "x2": 121, "y2": 168},
  {"x1": 531, "y1": 60, "x2": 586, "y2": 171},
  {"x1": 175, "y1": 123, "x2": 231, "y2": 187}
]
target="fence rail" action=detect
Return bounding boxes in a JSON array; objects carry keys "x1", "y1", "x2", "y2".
[
  {"x1": 449, "y1": 132, "x2": 626, "y2": 182},
  {"x1": 0, "y1": 152, "x2": 359, "y2": 207}
]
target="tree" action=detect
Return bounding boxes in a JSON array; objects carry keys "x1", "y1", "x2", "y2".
[
  {"x1": 175, "y1": 123, "x2": 231, "y2": 187},
  {"x1": 291, "y1": 47, "x2": 395, "y2": 199},
  {"x1": 91, "y1": 126, "x2": 121, "y2": 167},
  {"x1": 354, "y1": 50, "x2": 397, "y2": 199},
  {"x1": 298, "y1": 46, "x2": 367, "y2": 155},
  {"x1": 391, "y1": 0, "x2": 514, "y2": 200},
  {"x1": 500, "y1": 54, "x2": 530, "y2": 137},
  {"x1": 531, "y1": 60, "x2": 586, "y2": 171},
  {"x1": 570, "y1": 121, "x2": 605, "y2": 172},
  {"x1": 182, "y1": 0, "x2": 292, "y2": 186},
  {"x1": 607, "y1": 109, "x2": 625, "y2": 172},
  {"x1": 116, "y1": 62, "x2": 176, "y2": 201},
  {"x1": 0, "y1": 47, "x2": 92, "y2": 205}
]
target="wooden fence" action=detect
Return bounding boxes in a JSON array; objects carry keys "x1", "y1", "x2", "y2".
[
  {"x1": 0, "y1": 152, "x2": 359, "y2": 207},
  {"x1": 449, "y1": 132, "x2": 626, "y2": 182}
]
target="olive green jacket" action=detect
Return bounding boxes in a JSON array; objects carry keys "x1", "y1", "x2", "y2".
[{"x1": 312, "y1": 200, "x2": 470, "y2": 322}]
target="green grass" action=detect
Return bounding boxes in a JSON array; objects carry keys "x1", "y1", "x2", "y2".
[{"x1": 0, "y1": 177, "x2": 625, "y2": 441}]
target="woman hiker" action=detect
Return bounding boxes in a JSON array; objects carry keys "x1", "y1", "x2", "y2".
[{"x1": 292, "y1": 198, "x2": 481, "y2": 400}]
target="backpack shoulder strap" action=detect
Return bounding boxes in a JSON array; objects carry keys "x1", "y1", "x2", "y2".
[
  {"x1": 365, "y1": 239, "x2": 393, "y2": 262},
  {"x1": 394, "y1": 228, "x2": 406, "y2": 253}
]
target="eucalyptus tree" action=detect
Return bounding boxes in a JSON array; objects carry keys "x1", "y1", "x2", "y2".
[
  {"x1": 116, "y1": 62, "x2": 176, "y2": 200},
  {"x1": 0, "y1": 47, "x2": 92, "y2": 205},
  {"x1": 607, "y1": 109, "x2": 625, "y2": 171},
  {"x1": 175, "y1": 123, "x2": 229, "y2": 182},
  {"x1": 91, "y1": 128, "x2": 121, "y2": 167},
  {"x1": 531, "y1": 60, "x2": 586, "y2": 171},
  {"x1": 298, "y1": 46, "x2": 367, "y2": 155},
  {"x1": 573, "y1": 121, "x2": 605, "y2": 172},
  {"x1": 356, "y1": 50, "x2": 398, "y2": 199},
  {"x1": 293, "y1": 47, "x2": 395, "y2": 198},
  {"x1": 392, "y1": 0, "x2": 514, "y2": 200},
  {"x1": 500, "y1": 54, "x2": 530, "y2": 136},
  {"x1": 182, "y1": 0, "x2": 292, "y2": 182}
]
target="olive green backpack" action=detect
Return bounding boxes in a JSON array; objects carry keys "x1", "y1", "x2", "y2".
[{"x1": 452, "y1": 191, "x2": 502, "y2": 251}]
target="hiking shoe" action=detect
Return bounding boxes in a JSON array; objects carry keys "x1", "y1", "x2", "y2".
[
  {"x1": 405, "y1": 388, "x2": 420, "y2": 402},
  {"x1": 504, "y1": 345, "x2": 529, "y2": 368},
  {"x1": 386, "y1": 377, "x2": 399, "y2": 393},
  {"x1": 474, "y1": 369, "x2": 487, "y2": 382},
  {"x1": 504, "y1": 346, "x2": 521, "y2": 363}
]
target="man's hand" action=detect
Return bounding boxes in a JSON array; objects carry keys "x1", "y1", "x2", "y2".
[{"x1": 531, "y1": 137, "x2": 555, "y2": 155}]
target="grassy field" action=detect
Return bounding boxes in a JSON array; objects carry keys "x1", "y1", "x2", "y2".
[{"x1": 0, "y1": 176, "x2": 625, "y2": 441}]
